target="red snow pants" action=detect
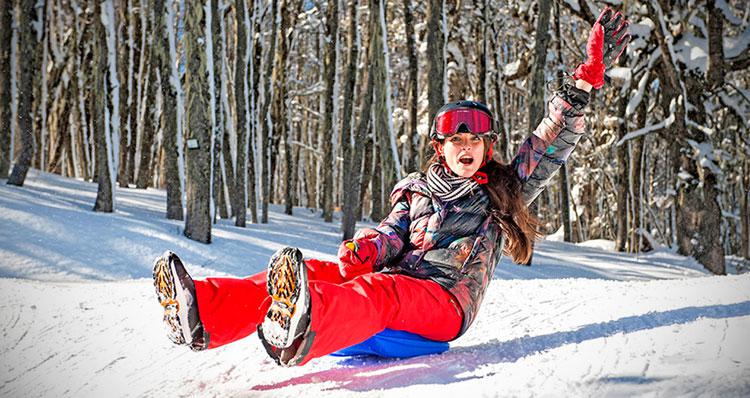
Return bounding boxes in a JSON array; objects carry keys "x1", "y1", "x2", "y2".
[{"x1": 192, "y1": 258, "x2": 463, "y2": 365}]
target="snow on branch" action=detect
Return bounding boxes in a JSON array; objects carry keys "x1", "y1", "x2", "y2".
[
  {"x1": 686, "y1": 119, "x2": 714, "y2": 136},
  {"x1": 718, "y1": 91, "x2": 749, "y2": 127},
  {"x1": 616, "y1": 97, "x2": 677, "y2": 147},
  {"x1": 686, "y1": 139, "x2": 723, "y2": 176},
  {"x1": 716, "y1": 0, "x2": 743, "y2": 26},
  {"x1": 724, "y1": 25, "x2": 750, "y2": 60}
]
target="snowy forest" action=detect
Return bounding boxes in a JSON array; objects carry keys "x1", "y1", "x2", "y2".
[{"x1": 0, "y1": 0, "x2": 748, "y2": 277}]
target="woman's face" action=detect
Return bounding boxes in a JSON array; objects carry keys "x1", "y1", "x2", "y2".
[{"x1": 438, "y1": 133, "x2": 486, "y2": 178}]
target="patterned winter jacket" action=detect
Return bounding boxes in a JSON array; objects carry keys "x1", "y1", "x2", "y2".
[{"x1": 355, "y1": 85, "x2": 590, "y2": 338}]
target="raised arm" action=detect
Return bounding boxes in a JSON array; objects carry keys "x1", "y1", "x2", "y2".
[
  {"x1": 511, "y1": 82, "x2": 590, "y2": 206},
  {"x1": 513, "y1": 6, "x2": 630, "y2": 205}
]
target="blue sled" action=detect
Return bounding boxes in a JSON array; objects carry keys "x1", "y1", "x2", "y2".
[{"x1": 331, "y1": 329, "x2": 450, "y2": 358}]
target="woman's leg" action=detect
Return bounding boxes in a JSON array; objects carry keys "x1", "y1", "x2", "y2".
[
  {"x1": 294, "y1": 273, "x2": 463, "y2": 365},
  {"x1": 193, "y1": 272, "x2": 269, "y2": 349},
  {"x1": 192, "y1": 258, "x2": 355, "y2": 349}
]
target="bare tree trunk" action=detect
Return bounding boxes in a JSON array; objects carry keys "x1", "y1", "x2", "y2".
[
  {"x1": 125, "y1": 4, "x2": 142, "y2": 185},
  {"x1": 7, "y1": 0, "x2": 37, "y2": 186},
  {"x1": 321, "y1": 0, "x2": 339, "y2": 222},
  {"x1": 650, "y1": 1, "x2": 724, "y2": 274},
  {"x1": 353, "y1": 32, "x2": 375, "y2": 225},
  {"x1": 0, "y1": 0, "x2": 12, "y2": 178},
  {"x1": 234, "y1": 0, "x2": 248, "y2": 226},
  {"x1": 183, "y1": 0, "x2": 212, "y2": 243},
  {"x1": 221, "y1": 128, "x2": 235, "y2": 216},
  {"x1": 492, "y1": 22, "x2": 508, "y2": 161},
  {"x1": 477, "y1": 0, "x2": 488, "y2": 103},
  {"x1": 272, "y1": 0, "x2": 299, "y2": 216},
  {"x1": 258, "y1": 0, "x2": 277, "y2": 223},
  {"x1": 210, "y1": 0, "x2": 227, "y2": 220},
  {"x1": 742, "y1": 162, "x2": 749, "y2": 259},
  {"x1": 247, "y1": 0, "x2": 261, "y2": 223},
  {"x1": 402, "y1": 0, "x2": 418, "y2": 173},
  {"x1": 425, "y1": 0, "x2": 444, "y2": 124},
  {"x1": 555, "y1": 1, "x2": 572, "y2": 242},
  {"x1": 706, "y1": 0, "x2": 725, "y2": 89},
  {"x1": 93, "y1": 1, "x2": 113, "y2": 212},
  {"x1": 369, "y1": 140, "x2": 382, "y2": 221},
  {"x1": 155, "y1": 0, "x2": 182, "y2": 220},
  {"x1": 116, "y1": 0, "x2": 130, "y2": 188},
  {"x1": 614, "y1": 67, "x2": 630, "y2": 252},
  {"x1": 371, "y1": 0, "x2": 397, "y2": 208},
  {"x1": 341, "y1": 0, "x2": 361, "y2": 239},
  {"x1": 136, "y1": 8, "x2": 155, "y2": 189},
  {"x1": 527, "y1": 0, "x2": 552, "y2": 133},
  {"x1": 358, "y1": 126, "x2": 373, "y2": 220}
]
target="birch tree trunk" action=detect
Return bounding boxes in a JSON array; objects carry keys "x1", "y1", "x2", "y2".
[
  {"x1": 183, "y1": 0, "x2": 212, "y2": 243},
  {"x1": 0, "y1": 0, "x2": 12, "y2": 178},
  {"x1": 7, "y1": 0, "x2": 37, "y2": 186},
  {"x1": 321, "y1": 0, "x2": 339, "y2": 222}
]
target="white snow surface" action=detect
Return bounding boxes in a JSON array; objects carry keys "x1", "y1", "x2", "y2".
[{"x1": 1, "y1": 170, "x2": 749, "y2": 397}]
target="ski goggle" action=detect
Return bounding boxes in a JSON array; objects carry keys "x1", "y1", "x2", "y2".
[{"x1": 433, "y1": 108, "x2": 496, "y2": 140}]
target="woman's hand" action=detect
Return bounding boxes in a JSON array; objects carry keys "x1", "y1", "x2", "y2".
[
  {"x1": 338, "y1": 239, "x2": 378, "y2": 278},
  {"x1": 574, "y1": 7, "x2": 631, "y2": 90},
  {"x1": 575, "y1": 79, "x2": 593, "y2": 93}
]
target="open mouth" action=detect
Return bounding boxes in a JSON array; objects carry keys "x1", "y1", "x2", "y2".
[{"x1": 459, "y1": 156, "x2": 474, "y2": 165}]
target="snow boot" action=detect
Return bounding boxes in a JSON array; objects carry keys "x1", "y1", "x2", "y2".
[
  {"x1": 152, "y1": 251, "x2": 208, "y2": 351},
  {"x1": 258, "y1": 247, "x2": 311, "y2": 354}
]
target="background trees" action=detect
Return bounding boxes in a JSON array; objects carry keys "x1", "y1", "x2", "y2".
[{"x1": 2, "y1": 0, "x2": 747, "y2": 274}]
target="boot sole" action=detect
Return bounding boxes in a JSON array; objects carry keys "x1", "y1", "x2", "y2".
[
  {"x1": 262, "y1": 247, "x2": 309, "y2": 348},
  {"x1": 153, "y1": 251, "x2": 193, "y2": 346}
]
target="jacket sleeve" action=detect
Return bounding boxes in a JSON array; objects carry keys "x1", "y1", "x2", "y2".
[
  {"x1": 354, "y1": 194, "x2": 412, "y2": 268},
  {"x1": 512, "y1": 84, "x2": 589, "y2": 206}
]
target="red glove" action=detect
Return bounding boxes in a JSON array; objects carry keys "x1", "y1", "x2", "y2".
[
  {"x1": 338, "y1": 239, "x2": 378, "y2": 279},
  {"x1": 574, "y1": 7, "x2": 631, "y2": 89}
]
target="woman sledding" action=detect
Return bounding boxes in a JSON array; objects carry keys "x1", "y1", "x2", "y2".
[{"x1": 152, "y1": 8, "x2": 630, "y2": 367}]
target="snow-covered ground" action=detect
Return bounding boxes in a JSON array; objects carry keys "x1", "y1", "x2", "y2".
[{"x1": 1, "y1": 170, "x2": 749, "y2": 397}]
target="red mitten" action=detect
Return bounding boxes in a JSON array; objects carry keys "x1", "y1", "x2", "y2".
[
  {"x1": 337, "y1": 239, "x2": 378, "y2": 278},
  {"x1": 574, "y1": 7, "x2": 631, "y2": 89}
]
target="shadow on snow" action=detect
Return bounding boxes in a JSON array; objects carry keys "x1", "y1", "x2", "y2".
[{"x1": 250, "y1": 301, "x2": 750, "y2": 393}]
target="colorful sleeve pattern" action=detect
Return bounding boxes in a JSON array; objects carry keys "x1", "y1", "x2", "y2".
[
  {"x1": 512, "y1": 84, "x2": 589, "y2": 206},
  {"x1": 353, "y1": 174, "x2": 427, "y2": 268}
]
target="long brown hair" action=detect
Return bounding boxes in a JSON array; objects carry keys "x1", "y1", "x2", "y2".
[{"x1": 426, "y1": 137, "x2": 542, "y2": 263}]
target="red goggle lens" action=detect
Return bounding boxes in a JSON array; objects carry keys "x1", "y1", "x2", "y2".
[{"x1": 435, "y1": 109, "x2": 493, "y2": 136}]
